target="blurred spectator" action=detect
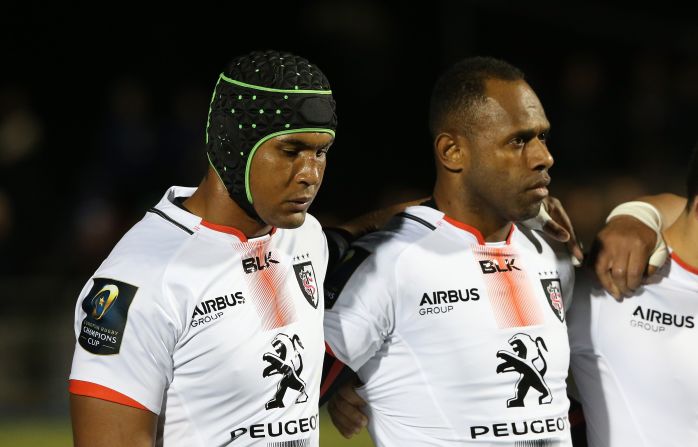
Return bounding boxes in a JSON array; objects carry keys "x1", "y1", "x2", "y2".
[
  {"x1": 0, "y1": 86, "x2": 46, "y2": 275},
  {"x1": 92, "y1": 76, "x2": 157, "y2": 202}
]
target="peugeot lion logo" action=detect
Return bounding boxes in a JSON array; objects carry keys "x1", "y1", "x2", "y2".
[{"x1": 496, "y1": 333, "x2": 552, "y2": 407}]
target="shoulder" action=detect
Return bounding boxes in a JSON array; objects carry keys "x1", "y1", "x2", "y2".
[
  {"x1": 354, "y1": 206, "x2": 440, "y2": 257},
  {"x1": 93, "y1": 210, "x2": 196, "y2": 291},
  {"x1": 513, "y1": 225, "x2": 573, "y2": 272},
  {"x1": 324, "y1": 207, "x2": 438, "y2": 306},
  {"x1": 514, "y1": 224, "x2": 567, "y2": 257},
  {"x1": 513, "y1": 224, "x2": 576, "y2": 306}
]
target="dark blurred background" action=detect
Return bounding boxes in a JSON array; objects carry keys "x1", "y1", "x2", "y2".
[{"x1": 1, "y1": 0, "x2": 696, "y2": 441}]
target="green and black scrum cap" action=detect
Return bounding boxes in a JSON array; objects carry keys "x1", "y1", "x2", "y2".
[{"x1": 206, "y1": 50, "x2": 337, "y2": 219}]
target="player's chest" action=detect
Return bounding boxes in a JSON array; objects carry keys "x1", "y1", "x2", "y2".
[
  {"x1": 596, "y1": 287, "x2": 698, "y2": 365},
  {"x1": 397, "y1": 246, "x2": 567, "y2": 330},
  {"x1": 171, "y1": 253, "x2": 325, "y2": 390},
  {"x1": 173, "y1": 242, "x2": 325, "y2": 352}
]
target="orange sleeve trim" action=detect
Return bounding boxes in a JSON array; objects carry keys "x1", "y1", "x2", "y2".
[{"x1": 69, "y1": 379, "x2": 148, "y2": 411}]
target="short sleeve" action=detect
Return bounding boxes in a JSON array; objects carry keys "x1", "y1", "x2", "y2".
[
  {"x1": 323, "y1": 246, "x2": 395, "y2": 372},
  {"x1": 69, "y1": 271, "x2": 179, "y2": 414}
]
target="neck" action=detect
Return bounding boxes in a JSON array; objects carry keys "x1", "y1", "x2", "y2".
[
  {"x1": 183, "y1": 168, "x2": 272, "y2": 238},
  {"x1": 433, "y1": 180, "x2": 512, "y2": 243},
  {"x1": 664, "y1": 210, "x2": 698, "y2": 268}
]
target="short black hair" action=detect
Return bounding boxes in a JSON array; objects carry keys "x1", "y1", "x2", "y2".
[
  {"x1": 428, "y1": 56, "x2": 524, "y2": 137},
  {"x1": 687, "y1": 144, "x2": 698, "y2": 210}
]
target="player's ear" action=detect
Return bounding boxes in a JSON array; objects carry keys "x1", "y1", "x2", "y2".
[{"x1": 434, "y1": 131, "x2": 465, "y2": 172}]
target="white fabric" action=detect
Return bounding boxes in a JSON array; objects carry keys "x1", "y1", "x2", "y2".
[
  {"x1": 568, "y1": 253, "x2": 698, "y2": 447},
  {"x1": 70, "y1": 186, "x2": 328, "y2": 447},
  {"x1": 324, "y1": 205, "x2": 575, "y2": 446}
]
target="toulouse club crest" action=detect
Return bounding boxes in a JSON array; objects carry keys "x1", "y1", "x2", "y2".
[
  {"x1": 540, "y1": 278, "x2": 564, "y2": 322},
  {"x1": 293, "y1": 261, "x2": 319, "y2": 308}
]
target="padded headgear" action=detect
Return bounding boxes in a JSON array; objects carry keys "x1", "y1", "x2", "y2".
[{"x1": 206, "y1": 50, "x2": 337, "y2": 219}]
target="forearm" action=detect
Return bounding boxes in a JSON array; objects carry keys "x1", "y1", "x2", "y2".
[
  {"x1": 71, "y1": 394, "x2": 157, "y2": 447},
  {"x1": 335, "y1": 197, "x2": 428, "y2": 238},
  {"x1": 637, "y1": 193, "x2": 686, "y2": 229}
]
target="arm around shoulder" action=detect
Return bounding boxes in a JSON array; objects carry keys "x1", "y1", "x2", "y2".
[{"x1": 636, "y1": 193, "x2": 686, "y2": 228}]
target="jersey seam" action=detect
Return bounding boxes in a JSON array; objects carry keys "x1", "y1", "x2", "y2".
[
  {"x1": 392, "y1": 328, "x2": 462, "y2": 440},
  {"x1": 388, "y1": 220, "x2": 460, "y2": 438},
  {"x1": 152, "y1": 227, "x2": 206, "y2": 346},
  {"x1": 147, "y1": 207, "x2": 194, "y2": 235},
  {"x1": 387, "y1": 216, "x2": 440, "y2": 336},
  {"x1": 167, "y1": 383, "x2": 207, "y2": 447},
  {"x1": 396, "y1": 211, "x2": 437, "y2": 230}
]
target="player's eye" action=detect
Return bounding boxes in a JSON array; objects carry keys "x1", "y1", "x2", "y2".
[
  {"x1": 281, "y1": 147, "x2": 300, "y2": 156},
  {"x1": 510, "y1": 137, "x2": 526, "y2": 148}
]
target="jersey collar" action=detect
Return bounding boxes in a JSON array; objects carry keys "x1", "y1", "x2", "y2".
[
  {"x1": 405, "y1": 205, "x2": 515, "y2": 245},
  {"x1": 155, "y1": 186, "x2": 277, "y2": 243},
  {"x1": 153, "y1": 186, "x2": 201, "y2": 231},
  {"x1": 671, "y1": 251, "x2": 698, "y2": 276},
  {"x1": 199, "y1": 219, "x2": 277, "y2": 242}
]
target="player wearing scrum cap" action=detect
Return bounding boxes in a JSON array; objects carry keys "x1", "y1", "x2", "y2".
[{"x1": 69, "y1": 50, "x2": 336, "y2": 447}]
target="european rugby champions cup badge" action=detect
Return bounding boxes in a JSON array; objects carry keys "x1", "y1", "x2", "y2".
[
  {"x1": 540, "y1": 278, "x2": 564, "y2": 322},
  {"x1": 79, "y1": 278, "x2": 138, "y2": 355},
  {"x1": 293, "y1": 261, "x2": 319, "y2": 308}
]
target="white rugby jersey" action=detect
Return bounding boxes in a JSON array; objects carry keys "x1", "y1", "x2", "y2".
[
  {"x1": 568, "y1": 252, "x2": 698, "y2": 447},
  {"x1": 324, "y1": 205, "x2": 575, "y2": 446},
  {"x1": 69, "y1": 186, "x2": 328, "y2": 447}
]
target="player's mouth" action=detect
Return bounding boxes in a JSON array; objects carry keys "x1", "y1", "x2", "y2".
[
  {"x1": 526, "y1": 177, "x2": 551, "y2": 199},
  {"x1": 286, "y1": 195, "x2": 314, "y2": 212}
]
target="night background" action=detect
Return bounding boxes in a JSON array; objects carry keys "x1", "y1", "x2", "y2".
[{"x1": 1, "y1": 2, "x2": 696, "y2": 445}]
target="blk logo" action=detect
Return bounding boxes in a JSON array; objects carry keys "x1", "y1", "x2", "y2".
[
  {"x1": 496, "y1": 333, "x2": 552, "y2": 407},
  {"x1": 479, "y1": 258, "x2": 521, "y2": 274},
  {"x1": 242, "y1": 251, "x2": 279, "y2": 274},
  {"x1": 262, "y1": 333, "x2": 308, "y2": 410}
]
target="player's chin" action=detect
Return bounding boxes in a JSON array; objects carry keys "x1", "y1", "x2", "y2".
[
  {"x1": 516, "y1": 200, "x2": 544, "y2": 221},
  {"x1": 269, "y1": 211, "x2": 307, "y2": 229}
]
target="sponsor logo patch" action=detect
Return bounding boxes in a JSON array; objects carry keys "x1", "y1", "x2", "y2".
[
  {"x1": 496, "y1": 333, "x2": 552, "y2": 408},
  {"x1": 479, "y1": 258, "x2": 521, "y2": 274},
  {"x1": 79, "y1": 278, "x2": 138, "y2": 355},
  {"x1": 190, "y1": 291, "x2": 245, "y2": 328},
  {"x1": 242, "y1": 251, "x2": 279, "y2": 274},
  {"x1": 263, "y1": 333, "x2": 308, "y2": 410},
  {"x1": 630, "y1": 305, "x2": 695, "y2": 332},
  {"x1": 418, "y1": 288, "x2": 480, "y2": 315}
]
